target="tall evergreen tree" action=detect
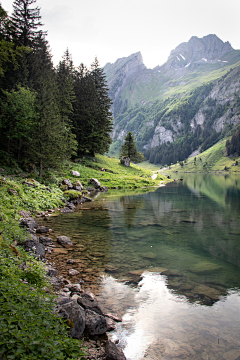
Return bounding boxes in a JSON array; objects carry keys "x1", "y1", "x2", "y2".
[
  {"x1": 90, "y1": 57, "x2": 113, "y2": 155},
  {"x1": 11, "y1": 0, "x2": 46, "y2": 48},
  {"x1": 119, "y1": 132, "x2": 145, "y2": 163},
  {"x1": 56, "y1": 49, "x2": 75, "y2": 125}
]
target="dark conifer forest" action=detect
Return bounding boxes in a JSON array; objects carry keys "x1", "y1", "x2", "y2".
[{"x1": 0, "y1": 0, "x2": 113, "y2": 175}]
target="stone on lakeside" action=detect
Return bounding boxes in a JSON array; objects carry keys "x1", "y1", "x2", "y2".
[
  {"x1": 85, "y1": 309, "x2": 108, "y2": 336},
  {"x1": 39, "y1": 236, "x2": 53, "y2": 246},
  {"x1": 59, "y1": 300, "x2": 86, "y2": 339},
  {"x1": 36, "y1": 226, "x2": 50, "y2": 234},
  {"x1": 70, "y1": 170, "x2": 80, "y2": 177},
  {"x1": 23, "y1": 240, "x2": 45, "y2": 259},
  {"x1": 89, "y1": 178, "x2": 101, "y2": 189},
  {"x1": 57, "y1": 235, "x2": 73, "y2": 247},
  {"x1": 105, "y1": 340, "x2": 127, "y2": 360},
  {"x1": 68, "y1": 269, "x2": 80, "y2": 276}
]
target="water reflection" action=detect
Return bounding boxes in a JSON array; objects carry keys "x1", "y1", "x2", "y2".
[{"x1": 46, "y1": 174, "x2": 240, "y2": 359}]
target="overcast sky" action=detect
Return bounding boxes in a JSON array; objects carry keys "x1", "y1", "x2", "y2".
[{"x1": 2, "y1": 0, "x2": 240, "y2": 69}]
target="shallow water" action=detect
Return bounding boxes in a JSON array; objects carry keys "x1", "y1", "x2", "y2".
[{"x1": 48, "y1": 173, "x2": 240, "y2": 359}]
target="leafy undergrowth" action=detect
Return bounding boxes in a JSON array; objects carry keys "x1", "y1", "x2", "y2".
[
  {"x1": 162, "y1": 139, "x2": 240, "y2": 173},
  {"x1": 0, "y1": 223, "x2": 86, "y2": 359}
]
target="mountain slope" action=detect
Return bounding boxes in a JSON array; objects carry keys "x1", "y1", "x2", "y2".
[{"x1": 104, "y1": 35, "x2": 240, "y2": 163}]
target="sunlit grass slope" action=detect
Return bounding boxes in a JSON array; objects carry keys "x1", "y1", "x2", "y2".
[{"x1": 162, "y1": 139, "x2": 240, "y2": 173}]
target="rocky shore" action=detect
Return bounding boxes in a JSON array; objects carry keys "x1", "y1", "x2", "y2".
[{"x1": 18, "y1": 188, "x2": 127, "y2": 360}]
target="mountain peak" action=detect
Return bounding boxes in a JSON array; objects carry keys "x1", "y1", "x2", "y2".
[{"x1": 168, "y1": 34, "x2": 233, "y2": 64}]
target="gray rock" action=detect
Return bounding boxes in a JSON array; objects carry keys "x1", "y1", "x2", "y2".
[
  {"x1": 24, "y1": 240, "x2": 45, "y2": 259},
  {"x1": 61, "y1": 207, "x2": 74, "y2": 213},
  {"x1": 57, "y1": 235, "x2": 73, "y2": 247},
  {"x1": 67, "y1": 283, "x2": 81, "y2": 293},
  {"x1": 77, "y1": 293, "x2": 103, "y2": 315},
  {"x1": 106, "y1": 318, "x2": 116, "y2": 332},
  {"x1": 19, "y1": 210, "x2": 31, "y2": 218},
  {"x1": 89, "y1": 178, "x2": 101, "y2": 189},
  {"x1": 66, "y1": 259, "x2": 76, "y2": 264},
  {"x1": 70, "y1": 170, "x2": 80, "y2": 177},
  {"x1": 46, "y1": 267, "x2": 58, "y2": 277},
  {"x1": 75, "y1": 186, "x2": 82, "y2": 191},
  {"x1": 82, "y1": 196, "x2": 93, "y2": 202},
  {"x1": 100, "y1": 186, "x2": 109, "y2": 192},
  {"x1": 87, "y1": 186, "x2": 94, "y2": 192},
  {"x1": 85, "y1": 309, "x2": 108, "y2": 336},
  {"x1": 20, "y1": 217, "x2": 39, "y2": 231},
  {"x1": 66, "y1": 202, "x2": 76, "y2": 210},
  {"x1": 39, "y1": 236, "x2": 53, "y2": 246},
  {"x1": 36, "y1": 226, "x2": 50, "y2": 234},
  {"x1": 62, "y1": 179, "x2": 73, "y2": 188},
  {"x1": 120, "y1": 157, "x2": 130, "y2": 167},
  {"x1": 105, "y1": 340, "x2": 127, "y2": 360},
  {"x1": 59, "y1": 300, "x2": 85, "y2": 339},
  {"x1": 69, "y1": 269, "x2": 79, "y2": 276}
]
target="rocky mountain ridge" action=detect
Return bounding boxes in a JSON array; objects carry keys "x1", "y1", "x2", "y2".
[{"x1": 104, "y1": 34, "x2": 240, "y2": 164}]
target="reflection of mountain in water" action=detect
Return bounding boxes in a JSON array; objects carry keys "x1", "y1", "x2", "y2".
[{"x1": 107, "y1": 179, "x2": 240, "y2": 306}]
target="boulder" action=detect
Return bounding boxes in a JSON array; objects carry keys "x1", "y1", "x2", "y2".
[
  {"x1": 66, "y1": 283, "x2": 81, "y2": 293},
  {"x1": 57, "y1": 235, "x2": 73, "y2": 247},
  {"x1": 24, "y1": 240, "x2": 45, "y2": 259},
  {"x1": 85, "y1": 309, "x2": 108, "y2": 336},
  {"x1": 77, "y1": 293, "x2": 103, "y2": 315},
  {"x1": 20, "y1": 217, "x2": 39, "y2": 231},
  {"x1": 59, "y1": 300, "x2": 85, "y2": 339},
  {"x1": 120, "y1": 157, "x2": 130, "y2": 167},
  {"x1": 69, "y1": 269, "x2": 79, "y2": 276},
  {"x1": 36, "y1": 226, "x2": 50, "y2": 234},
  {"x1": 19, "y1": 210, "x2": 31, "y2": 218},
  {"x1": 61, "y1": 207, "x2": 74, "y2": 213},
  {"x1": 89, "y1": 178, "x2": 101, "y2": 189},
  {"x1": 105, "y1": 340, "x2": 127, "y2": 360},
  {"x1": 100, "y1": 186, "x2": 109, "y2": 192},
  {"x1": 87, "y1": 186, "x2": 94, "y2": 192},
  {"x1": 62, "y1": 179, "x2": 73, "y2": 188},
  {"x1": 70, "y1": 170, "x2": 80, "y2": 177},
  {"x1": 39, "y1": 236, "x2": 53, "y2": 246},
  {"x1": 46, "y1": 267, "x2": 58, "y2": 277},
  {"x1": 66, "y1": 259, "x2": 76, "y2": 264}
]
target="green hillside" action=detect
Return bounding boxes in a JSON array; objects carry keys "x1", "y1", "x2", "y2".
[{"x1": 160, "y1": 139, "x2": 240, "y2": 173}]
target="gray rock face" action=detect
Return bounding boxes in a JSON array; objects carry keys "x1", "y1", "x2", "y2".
[
  {"x1": 85, "y1": 309, "x2": 108, "y2": 336},
  {"x1": 68, "y1": 269, "x2": 79, "y2": 276},
  {"x1": 168, "y1": 34, "x2": 233, "y2": 64},
  {"x1": 105, "y1": 340, "x2": 127, "y2": 360},
  {"x1": 57, "y1": 235, "x2": 73, "y2": 247},
  {"x1": 59, "y1": 301, "x2": 86, "y2": 339},
  {"x1": 89, "y1": 178, "x2": 101, "y2": 189},
  {"x1": 120, "y1": 157, "x2": 130, "y2": 167}
]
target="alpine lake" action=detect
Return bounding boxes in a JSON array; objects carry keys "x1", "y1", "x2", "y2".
[{"x1": 46, "y1": 173, "x2": 240, "y2": 360}]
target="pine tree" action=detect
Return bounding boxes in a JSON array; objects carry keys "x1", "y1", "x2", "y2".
[
  {"x1": 56, "y1": 49, "x2": 75, "y2": 125},
  {"x1": 11, "y1": 0, "x2": 47, "y2": 48},
  {"x1": 119, "y1": 132, "x2": 145, "y2": 163},
  {"x1": 90, "y1": 57, "x2": 113, "y2": 155}
]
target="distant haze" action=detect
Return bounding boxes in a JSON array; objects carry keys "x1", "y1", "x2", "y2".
[{"x1": 2, "y1": 0, "x2": 240, "y2": 69}]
